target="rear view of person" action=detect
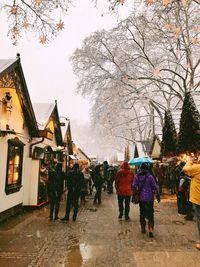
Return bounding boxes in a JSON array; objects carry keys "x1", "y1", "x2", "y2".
[
  {"x1": 132, "y1": 163, "x2": 160, "y2": 237},
  {"x1": 47, "y1": 161, "x2": 63, "y2": 221},
  {"x1": 61, "y1": 163, "x2": 84, "y2": 221},
  {"x1": 153, "y1": 162, "x2": 164, "y2": 195},
  {"x1": 115, "y1": 161, "x2": 134, "y2": 220},
  {"x1": 93, "y1": 165, "x2": 104, "y2": 204}
]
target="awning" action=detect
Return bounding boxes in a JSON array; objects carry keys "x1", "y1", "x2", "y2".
[{"x1": 69, "y1": 155, "x2": 77, "y2": 160}]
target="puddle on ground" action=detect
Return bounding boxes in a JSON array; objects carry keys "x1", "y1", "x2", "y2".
[{"x1": 65, "y1": 243, "x2": 106, "y2": 266}]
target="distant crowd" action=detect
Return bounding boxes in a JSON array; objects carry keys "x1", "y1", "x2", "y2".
[{"x1": 42, "y1": 157, "x2": 200, "y2": 250}]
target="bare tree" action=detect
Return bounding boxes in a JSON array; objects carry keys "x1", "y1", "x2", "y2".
[{"x1": 71, "y1": 0, "x2": 200, "y2": 145}]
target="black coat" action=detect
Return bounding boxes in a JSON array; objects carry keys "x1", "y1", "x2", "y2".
[
  {"x1": 47, "y1": 167, "x2": 62, "y2": 198},
  {"x1": 66, "y1": 169, "x2": 84, "y2": 195}
]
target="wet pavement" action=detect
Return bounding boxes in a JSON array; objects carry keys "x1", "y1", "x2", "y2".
[{"x1": 0, "y1": 191, "x2": 200, "y2": 267}]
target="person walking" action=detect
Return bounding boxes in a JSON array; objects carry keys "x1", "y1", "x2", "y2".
[
  {"x1": 61, "y1": 163, "x2": 84, "y2": 221},
  {"x1": 47, "y1": 161, "x2": 63, "y2": 221},
  {"x1": 183, "y1": 159, "x2": 200, "y2": 250},
  {"x1": 93, "y1": 164, "x2": 104, "y2": 204},
  {"x1": 115, "y1": 161, "x2": 134, "y2": 220},
  {"x1": 54, "y1": 158, "x2": 65, "y2": 195},
  {"x1": 153, "y1": 162, "x2": 164, "y2": 195},
  {"x1": 107, "y1": 166, "x2": 115, "y2": 194},
  {"x1": 81, "y1": 167, "x2": 91, "y2": 204},
  {"x1": 132, "y1": 162, "x2": 160, "y2": 238},
  {"x1": 172, "y1": 160, "x2": 193, "y2": 220},
  {"x1": 103, "y1": 161, "x2": 109, "y2": 192}
]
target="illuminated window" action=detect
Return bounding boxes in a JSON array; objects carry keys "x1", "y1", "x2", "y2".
[
  {"x1": 46, "y1": 120, "x2": 54, "y2": 133},
  {"x1": 5, "y1": 138, "x2": 24, "y2": 194}
]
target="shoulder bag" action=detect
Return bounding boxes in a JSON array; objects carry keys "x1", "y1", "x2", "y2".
[{"x1": 132, "y1": 175, "x2": 147, "y2": 204}]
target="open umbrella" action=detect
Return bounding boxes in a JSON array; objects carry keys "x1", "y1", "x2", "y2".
[{"x1": 128, "y1": 156, "x2": 154, "y2": 166}]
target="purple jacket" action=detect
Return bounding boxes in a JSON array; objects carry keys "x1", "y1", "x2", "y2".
[{"x1": 132, "y1": 170, "x2": 159, "y2": 202}]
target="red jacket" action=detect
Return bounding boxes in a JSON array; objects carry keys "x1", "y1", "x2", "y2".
[{"x1": 115, "y1": 162, "x2": 134, "y2": 196}]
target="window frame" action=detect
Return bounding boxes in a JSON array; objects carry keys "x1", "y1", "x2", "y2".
[{"x1": 5, "y1": 138, "x2": 24, "y2": 195}]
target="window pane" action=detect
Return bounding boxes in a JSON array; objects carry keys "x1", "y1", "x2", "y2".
[
  {"x1": 13, "y1": 172, "x2": 19, "y2": 183},
  {"x1": 6, "y1": 141, "x2": 23, "y2": 191},
  {"x1": 7, "y1": 174, "x2": 13, "y2": 185}
]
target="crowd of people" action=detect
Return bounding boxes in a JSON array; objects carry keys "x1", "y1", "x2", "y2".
[
  {"x1": 43, "y1": 157, "x2": 200, "y2": 250},
  {"x1": 44, "y1": 160, "x2": 117, "y2": 222}
]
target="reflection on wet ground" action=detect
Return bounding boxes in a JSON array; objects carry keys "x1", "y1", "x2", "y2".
[
  {"x1": 66, "y1": 243, "x2": 107, "y2": 267},
  {"x1": 1, "y1": 191, "x2": 200, "y2": 267}
]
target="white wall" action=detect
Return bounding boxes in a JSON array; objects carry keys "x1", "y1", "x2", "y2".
[
  {"x1": 0, "y1": 88, "x2": 31, "y2": 212},
  {"x1": 23, "y1": 158, "x2": 39, "y2": 206}
]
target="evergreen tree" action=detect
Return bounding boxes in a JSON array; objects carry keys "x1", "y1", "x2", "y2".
[
  {"x1": 178, "y1": 92, "x2": 200, "y2": 153},
  {"x1": 161, "y1": 109, "x2": 177, "y2": 156}
]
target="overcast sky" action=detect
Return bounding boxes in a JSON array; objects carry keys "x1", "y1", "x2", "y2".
[{"x1": 0, "y1": 0, "x2": 133, "y2": 124}]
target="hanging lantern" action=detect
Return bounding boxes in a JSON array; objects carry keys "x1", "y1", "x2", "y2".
[
  {"x1": 22, "y1": 21, "x2": 29, "y2": 29},
  {"x1": 191, "y1": 37, "x2": 198, "y2": 44},
  {"x1": 174, "y1": 27, "x2": 181, "y2": 38},
  {"x1": 164, "y1": 23, "x2": 172, "y2": 30},
  {"x1": 39, "y1": 36, "x2": 46, "y2": 44},
  {"x1": 181, "y1": 0, "x2": 188, "y2": 7},
  {"x1": 56, "y1": 21, "x2": 64, "y2": 30},
  {"x1": 35, "y1": 0, "x2": 43, "y2": 4},
  {"x1": 11, "y1": 6, "x2": 17, "y2": 14},
  {"x1": 119, "y1": 0, "x2": 125, "y2": 4},
  {"x1": 163, "y1": 0, "x2": 170, "y2": 6},
  {"x1": 146, "y1": 0, "x2": 154, "y2": 5}
]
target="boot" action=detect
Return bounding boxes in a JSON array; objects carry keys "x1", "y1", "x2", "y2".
[
  {"x1": 72, "y1": 213, "x2": 77, "y2": 221},
  {"x1": 141, "y1": 224, "x2": 146, "y2": 234},
  {"x1": 148, "y1": 226, "x2": 154, "y2": 238}
]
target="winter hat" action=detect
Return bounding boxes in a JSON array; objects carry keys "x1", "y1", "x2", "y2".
[{"x1": 121, "y1": 161, "x2": 130, "y2": 169}]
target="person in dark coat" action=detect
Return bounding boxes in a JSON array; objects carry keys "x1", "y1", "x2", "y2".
[
  {"x1": 174, "y1": 161, "x2": 193, "y2": 220},
  {"x1": 47, "y1": 161, "x2": 63, "y2": 221},
  {"x1": 93, "y1": 165, "x2": 104, "y2": 204},
  {"x1": 153, "y1": 163, "x2": 164, "y2": 195},
  {"x1": 115, "y1": 161, "x2": 134, "y2": 220},
  {"x1": 173, "y1": 161, "x2": 187, "y2": 214},
  {"x1": 103, "y1": 161, "x2": 109, "y2": 191},
  {"x1": 61, "y1": 163, "x2": 84, "y2": 221},
  {"x1": 107, "y1": 166, "x2": 115, "y2": 194},
  {"x1": 132, "y1": 163, "x2": 160, "y2": 238}
]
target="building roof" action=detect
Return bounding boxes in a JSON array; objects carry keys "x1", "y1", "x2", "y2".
[
  {"x1": 149, "y1": 135, "x2": 162, "y2": 159},
  {"x1": 0, "y1": 59, "x2": 17, "y2": 74},
  {"x1": 33, "y1": 103, "x2": 56, "y2": 130},
  {"x1": 134, "y1": 140, "x2": 152, "y2": 158},
  {"x1": 73, "y1": 143, "x2": 91, "y2": 162},
  {"x1": 0, "y1": 56, "x2": 39, "y2": 137},
  {"x1": 60, "y1": 119, "x2": 70, "y2": 140},
  {"x1": 32, "y1": 102, "x2": 63, "y2": 146}
]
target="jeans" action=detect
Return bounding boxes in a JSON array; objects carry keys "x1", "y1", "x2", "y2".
[
  {"x1": 94, "y1": 186, "x2": 102, "y2": 204},
  {"x1": 177, "y1": 192, "x2": 187, "y2": 214},
  {"x1": 117, "y1": 195, "x2": 131, "y2": 218},
  {"x1": 193, "y1": 203, "x2": 200, "y2": 241},
  {"x1": 65, "y1": 191, "x2": 79, "y2": 220},
  {"x1": 49, "y1": 194, "x2": 60, "y2": 219},
  {"x1": 139, "y1": 201, "x2": 154, "y2": 230}
]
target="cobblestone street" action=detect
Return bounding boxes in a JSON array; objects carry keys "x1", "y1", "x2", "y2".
[{"x1": 0, "y1": 191, "x2": 200, "y2": 267}]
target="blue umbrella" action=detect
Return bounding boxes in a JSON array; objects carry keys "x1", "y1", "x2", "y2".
[{"x1": 128, "y1": 156, "x2": 154, "y2": 166}]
